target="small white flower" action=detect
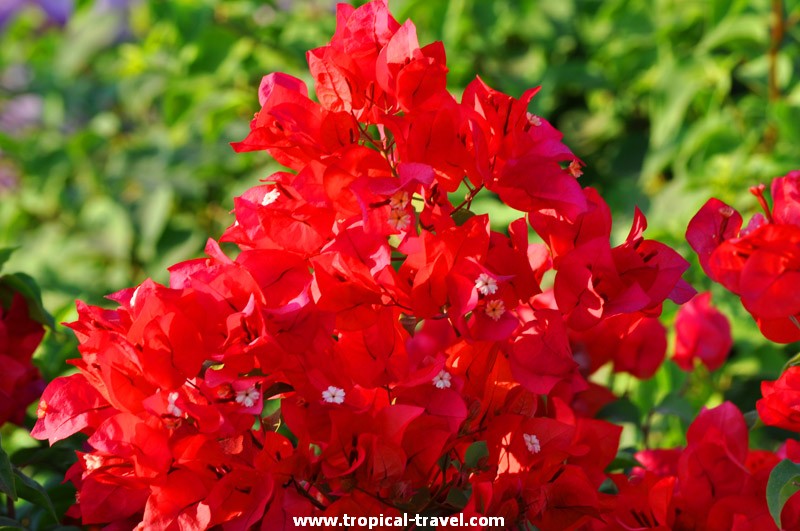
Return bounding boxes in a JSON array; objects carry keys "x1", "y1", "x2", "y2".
[
  {"x1": 485, "y1": 299, "x2": 505, "y2": 321},
  {"x1": 167, "y1": 391, "x2": 183, "y2": 417},
  {"x1": 432, "y1": 369, "x2": 452, "y2": 389},
  {"x1": 388, "y1": 207, "x2": 411, "y2": 230},
  {"x1": 475, "y1": 273, "x2": 498, "y2": 296},
  {"x1": 389, "y1": 190, "x2": 410, "y2": 209},
  {"x1": 322, "y1": 386, "x2": 345, "y2": 404},
  {"x1": 526, "y1": 112, "x2": 542, "y2": 127},
  {"x1": 83, "y1": 453, "x2": 104, "y2": 471},
  {"x1": 523, "y1": 433, "x2": 541, "y2": 454},
  {"x1": 235, "y1": 386, "x2": 260, "y2": 408},
  {"x1": 261, "y1": 188, "x2": 280, "y2": 206}
]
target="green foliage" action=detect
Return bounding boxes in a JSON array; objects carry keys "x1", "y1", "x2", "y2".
[
  {"x1": 0, "y1": 436, "x2": 15, "y2": 501},
  {"x1": 464, "y1": 440, "x2": 489, "y2": 469},
  {"x1": 2, "y1": 0, "x2": 800, "y2": 523},
  {"x1": 767, "y1": 459, "x2": 800, "y2": 527}
]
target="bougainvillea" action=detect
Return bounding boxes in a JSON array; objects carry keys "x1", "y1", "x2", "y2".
[
  {"x1": 687, "y1": 170, "x2": 800, "y2": 343},
  {"x1": 25, "y1": 1, "x2": 800, "y2": 529},
  {"x1": 598, "y1": 401, "x2": 800, "y2": 530},
  {"x1": 672, "y1": 291, "x2": 732, "y2": 372},
  {"x1": 688, "y1": 170, "x2": 800, "y2": 528},
  {"x1": 0, "y1": 291, "x2": 45, "y2": 426}
]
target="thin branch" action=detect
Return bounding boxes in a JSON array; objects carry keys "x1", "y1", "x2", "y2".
[
  {"x1": 768, "y1": 0, "x2": 785, "y2": 103},
  {"x1": 290, "y1": 478, "x2": 328, "y2": 511},
  {"x1": 452, "y1": 183, "x2": 484, "y2": 213}
]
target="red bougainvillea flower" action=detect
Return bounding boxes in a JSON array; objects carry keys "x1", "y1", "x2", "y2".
[
  {"x1": 687, "y1": 170, "x2": 800, "y2": 342},
  {"x1": 569, "y1": 312, "x2": 667, "y2": 379},
  {"x1": 602, "y1": 401, "x2": 800, "y2": 530},
  {"x1": 0, "y1": 292, "x2": 45, "y2": 426},
  {"x1": 29, "y1": 0, "x2": 699, "y2": 528},
  {"x1": 673, "y1": 291, "x2": 732, "y2": 372},
  {"x1": 758, "y1": 366, "x2": 800, "y2": 432},
  {"x1": 553, "y1": 205, "x2": 694, "y2": 331}
]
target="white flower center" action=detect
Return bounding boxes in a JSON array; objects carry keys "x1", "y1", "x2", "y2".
[
  {"x1": 388, "y1": 208, "x2": 411, "y2": 230},
  {"x1": 568, "y1": 159, "x2": 583, "y2": 178},
  {"x1": 432, "y1": 369, "x2": 452, "y2": 389},
  {"x1": 526, "y1": 112, "x2": 542, "y2": 127},
  {"x1": 167, "y1": 391, "x2": 183, "y2": 417},
  {"x1": 261, "y1": 188, "x2": 280, "y2": 206},
  {"x1": 485, "y1": 299, "x2": 505, "y2": 321},
  {"x1": 83, "y1": 453, "x2": 104, "y2": 471},
  {"x1": 475, "y1": 273, "x2": 498, "y2": 296},
  {"x1": 389, "y1": 190, "x2": 410, "y2": 209},
  {"x1": 523, "y1": 433, "x2": 541, "y2": 454},
  {"x1": 235, "y1": 386, "x2": 260, "y2": 408},
  {"x1": 322, "y1": 386, "x2": 345, "y2": 404}
]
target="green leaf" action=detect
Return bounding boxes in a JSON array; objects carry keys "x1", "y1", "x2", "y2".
[
  {"x1": 783, "y1": 351, "x2": 800, "y2": 372},
  {"x1": 0, "y1": 435, "x2": 16, "y2": 500},
  {"x1": 464, "y1": 441, "x2": 488, "y2": 469},
  {"x1": 697, "y1": 14, "x2": 769, "y2": 53},
  {"x1": 11, "y1": 445, "x2": 78, "y2": 473},
  {"x1": 654, "y1": 393, "x2": 695, "y2": 424},
  {"x1": 56, "y1": 10, "x2": 124, "y2": 76},
  {"x1": 743, "y1": 410, "x2": 763, "y2": 430},
  {"x1": 451, "y1": 208, "x2": 476, "y2": 226},
  {"x1": 0, "y1": 248, "x2": 17, "y2": 273},
  {"x1": 606, "y1": 448, "x2": 642, "y2": 473},
  {"x1": 598, "y1": 476, "x2": 619, "y2": 495},
  {"x1": 136, "y1": 185, "x2": 174, "y2": 263},
  {"x1": 767, "y1": 459, "x2": 800, "y2": 527},
  {"x1": 444, "y1": 485, "x2": 471, "y2": 510},
  {"x1": 598, "y1": 397, "x2": 641, "y2": 425},
  {"x1": 0, "y1": 516, "x2": 24, "y2": 529},
  {"x1": 13, "y1": 469, "x2": 58, "y2": 523},
  {"x1": 0, "y1": 273, "x2": 54, "y2": 329}
]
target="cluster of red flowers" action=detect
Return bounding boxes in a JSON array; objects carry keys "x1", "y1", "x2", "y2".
[
  {"x1": 26, "y1": 1, "x2": 800, "y2": 529},
  {"x1": 687, "y1": 171, "x2": 800, "y2": 343},
  {"x1": 0, "y1": 291, "x2": 45, "y2": 427},
  {"x1": 689, "y1": 171, "x2": 800, "y2": 464},
  {"x1": 602, "y1": 401, "x2": 800, "y2": 530}
]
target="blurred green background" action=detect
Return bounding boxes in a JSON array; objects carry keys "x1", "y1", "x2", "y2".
[{"x1": 2, "y1": 0, "x2": 800, "y2": 462}]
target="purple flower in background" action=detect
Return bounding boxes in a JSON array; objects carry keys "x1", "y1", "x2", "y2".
[
  {"x1": 34, "y1": 0, "x2": 73, "y2": 23},
  {"x1": 0, "y1": 94, "x2": 43, "y2": 135},
  {"x1": 0, "y1": 162, "x2": 19, "y2": 193},
  {"x1": 94, "y1": 0, "x2": 134, "y2": 10},
  {"x1": 93, "y1": 0, "x2": 139, "y2": 41},
  {"x1": 0, "y1": 0, "x2": 75, "y2": 30}
]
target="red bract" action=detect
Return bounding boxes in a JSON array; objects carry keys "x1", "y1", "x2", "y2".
[
  {"x1": 687, "y1": 170, "x2": 800, "y2": 342},
  {"x1": 570, "y1": 312, "x2": 667, "y2": 379},
  {"x1": 600, "y1": 402, "x2": 800, "y2": 531},
  {"x1": 553, "y1": 207, "x2": 693, "y2": 331},
  {"x1": 673, "y1": 291, "x2": 732, "y2": 372},
  {"x1": 758, "y1": 366, "x2": 800, "y2": 432},
  {"x1": 29, "y1": 1, "x2": 701, "y2": 528},
  {"x1": 0, "y1": 292, "x2": 45, "y2": 426}
]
